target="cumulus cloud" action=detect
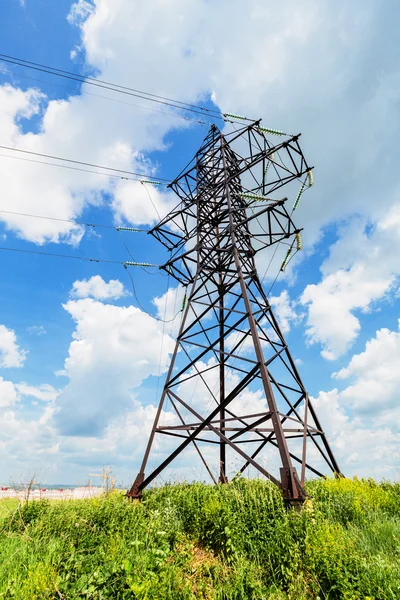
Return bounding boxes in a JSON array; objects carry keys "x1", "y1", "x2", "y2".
[
  {"x1": 0, "y1": 324, "x2": 26, "y2": 368},
  {"x1": 0, "y1": 75, "x2": 183, "y2": 245},
  {"x1": 153, "y1": 285, "x2": 185, "y2": 321},
  {"x1": 176, "y1": 356, "x2": 268, "y2": 416},
  {"x1": 112, "y1": 180, "x2": 177, "y2": 227},
  {"x1": 332, "y1": 319, "x2": 400, "y2": 419},
  {"x1": 303, "y1": 319, "x2": 400, "y2": 478},
  {"x1": 70, "y1": 275, "x2": 127, "y2": 300},
  {"x1": 0, "y1": 377, "x2": 19, "y2": 408},
  {"x1": 15, "y1": 383, "x2": 59, "y2": 403},
  {"x1": 0, "y1": 377, "x2": 58, "y2": 410},
  {"x1": 67, "y1": 0, "x2": 94, "y2": 26},
  {"x1": 301, "y1": 207, "x2": 400, "y2": 359},
  {"x1": 269, "y1": 290, "x2": 301, "y2": 334},
  {"x1": 309, "y1": 387, "x2": 399, "y2": 479},
  {"x1": 54, "y1": 297, "x2": 175, "y2": 436}
]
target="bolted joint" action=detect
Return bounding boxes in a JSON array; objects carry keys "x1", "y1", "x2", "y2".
[{"x1": 245, "y1": 249, "x2": 256, "y2": 257}]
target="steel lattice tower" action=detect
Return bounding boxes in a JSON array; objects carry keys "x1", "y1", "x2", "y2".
[{"x1": 127, "y1": 121, "x2": 341, "y2": 504}]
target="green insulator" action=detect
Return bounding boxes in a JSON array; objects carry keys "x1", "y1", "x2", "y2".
[
  {"x1": 292, "y1": 183, "x2": 305, "y2": 211},
  {"x1": 296, "y1": 232, "x2": 303, "y2": 251},
  {"x1": 223, "y1": 112, "x2": 248, "y2": 121},
  {"x1": 116, "y1": 227, "x2": 144, "y2": 232},
  {"x1": 141, "y1": 180, "x2": 163, "y2": 186},
  {"x1": 280, "y1": 247, "x2": 292, "y2": 272},
  {"x1": 181, "y1": 293, "x2": 187, "y2": 311},
  {"x1": 124, "y1": 261, "x2": 158, "y2": 268},
  {"x1": 257, "y1": 126, "x2": 285, "y2": 136},
  {"x1": 307, "y1": 169, "x2": 314, "y2": 187},
  {"x1": 240, "y1": 192, "x2": 266, "y2": 201}
]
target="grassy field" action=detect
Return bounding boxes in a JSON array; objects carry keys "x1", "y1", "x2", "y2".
[
  {"x1": 0, "y1": 498, "x2": 18, "y2": 520},
  {"x1": 1, "y1": 477, "x2": 400, "y2": 599}
]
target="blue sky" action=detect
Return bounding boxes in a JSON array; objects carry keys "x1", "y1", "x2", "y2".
[{"x1": 0, "y1": 0, "x2": 400, "y2": 486}]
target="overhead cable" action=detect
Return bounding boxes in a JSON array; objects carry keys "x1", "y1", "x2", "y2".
[
  {"x1": 0, "y1": 244, "x2": 158, "y2": 268},
  {"x1": 0, "y1": 207, "x2": 149, "y2": 232},
  {"x1": 123, "y1": 266, "x2": 184, "y2": 323},
  {"x1": 0, "y1": 53, "x2": 258, "y2": 125},
  {"x1": 0, "y1": 53, "x2": 222, "y2": 115},
  {"x1": 0, "y1": 151, "x2": 167, "y2": 184},
  {"x1": 0, "y1": 144, "x2": 170, "y2": 183},
  {"x1": 4, "y1": 72, "x2": 209, "y2": 127},
  {"x1": 0, "y1": 53, "x2": 227, "y2": 122}
]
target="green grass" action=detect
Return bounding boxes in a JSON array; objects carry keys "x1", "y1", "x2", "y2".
[
  {"x1": 0, "y1": 499, "x2": 18, "y2": 519},
  {"x1": 1, "y1": 478, "x2": 400, "y2": 598}
]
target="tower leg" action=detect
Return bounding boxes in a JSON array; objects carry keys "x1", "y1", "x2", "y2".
[
  {"x1": 126, "y1": 472, "x2": 144, "y2": 500},
  {"x1": 218, "y1": 283, "x2": 227, "y2": 484}
]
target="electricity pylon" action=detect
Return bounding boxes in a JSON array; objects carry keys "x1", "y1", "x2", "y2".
[{"x1": 127, "y1": 121, "x2": 341, "y2": 504}]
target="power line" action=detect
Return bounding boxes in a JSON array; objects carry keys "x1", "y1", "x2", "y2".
[
  {"x1": 0, "y1": 53, "x2": 223, "y2": 116},
  {"x1": 141, "y1": 181, "x2": 162, "y2": 220},
  {"x1": 0, "y1": 144, "x2": 170, "y2": 183},
  {"x1": 0, "y1": 244, "x2": 158, "y2": 268},
  {"x1": 0, "y1": 151, "x2": 165, "y2": 183},
  {"x1": 0, "y1": 53, "x2": 226, "y2": 122},
  {"x1": 0, "y1": 242, "x2": 182, "y2": 324},
  {"x1": 0, "y1": 207, "x2": 149, "y2": 232},
  {"x1": 123, "y1": 266, "x2": 183, "y2": 324},
  {"x1": 5, "y1": 71, "x2": 208, "y2": 126}
]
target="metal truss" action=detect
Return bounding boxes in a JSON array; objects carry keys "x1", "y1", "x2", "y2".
[{"x1": 127, "y1": 121, "x2": 342, "y2": 504}]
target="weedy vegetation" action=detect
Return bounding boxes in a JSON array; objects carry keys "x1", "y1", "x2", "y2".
[{"x1": 1, "y1": 477, "x2": 400, "y2": 598}]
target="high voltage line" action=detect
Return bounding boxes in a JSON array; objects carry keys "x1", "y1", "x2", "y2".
[
  {"x1": 0, "y1": 53, "x2": 253, "y2": 125},
  {"x1": 0, "y1": 145, "x2": 170, "y2": 184},
  {"x1": 0, "y1": 244, "x2": 185, "y2": 324},
  {"x1": 0, "y1": 244, "x2": 158, "y2": 268},
  {"x1": 0, "y1": 208, "x2": 149, "y2": 232},
  {"x1": 0, "y1": 151, "x2": 167, "y2": 185},
  {"x1": 0, "y1": 53, "x2": 221, "y2": 116},
  {"x1": 6, "y1": 72, "x2": 209, "y2": 126}
]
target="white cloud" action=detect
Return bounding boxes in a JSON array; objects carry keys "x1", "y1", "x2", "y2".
[
  {"x1": 153, "y1": 285, "x2": 185, "y2": 322},
  {"x1": 67, "y1": 0, "x2": 94, "y2": 26},
  {"x1": 54, "y1": 297, "x2": 175, "y2": 435},
  {"x1": 269, "y1": 290, "x2": 301, "y2": 334},
  {"x1": 112, "y1": 180, "x2": 177, "y2": 227},
  {"x1": 332, "y1": 319, "x2": 400, "y2": 418},
  {"x1": 15, "y1": 383, "x2": 59, "y2": 403},
  {"x1": 176, "y1": 356, "x2": 268, "y2": 417},
  {"x1": 70, "y1": 275, "x2": 127, "y2": 300},
  {"x1": 0, "y1": 78, "x2": 181, "y2": 244},
  {"x1": 0, "y1": 324, "x2": 26, "y2": 368},
  {"x1": 0, "y1": 377, "x2": 19, "y2": 408},
  {"x1": 301, "y1": 208, "x2": 400, "y2": 359},
  {"x1": 309, "y1": 388, "x2": 399, "y2": 479},
  {"x1": 304, "y1": 319, "x2": 400, "y2": 478}
]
